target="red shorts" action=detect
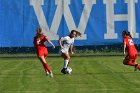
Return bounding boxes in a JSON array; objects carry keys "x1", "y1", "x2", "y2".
[
  {"x1": 126, "y1": 54, "x2": 138, "y2": 61},
  {"x1": 36, "y1": 47, "x2": 48, "y2": 57}
]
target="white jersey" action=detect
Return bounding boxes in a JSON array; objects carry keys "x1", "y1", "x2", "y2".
[{"x1": 60, "y1": 36, "x2": 74, "y2": 54}]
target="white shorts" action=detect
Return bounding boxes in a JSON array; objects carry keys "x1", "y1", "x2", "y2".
[{"x1": 59, "y1": 49, "x2": 68, "y2": 54}]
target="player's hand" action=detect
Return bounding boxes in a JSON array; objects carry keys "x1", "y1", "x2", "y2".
[
  {"x1": 124, "y1": 51, "x2": 125, "y2": 55},
  {"x1": 71, "y1": 51, "x2": 74, "y2": 55},
  {"x1": 52, "y1": 45, "x2": 55, "y2": 49},
  {"x1": 61, "y1": 46, "x2": 64, "y2": 49}
]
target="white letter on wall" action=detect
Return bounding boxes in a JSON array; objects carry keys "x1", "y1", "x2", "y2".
[
  {"x1": 63, "y1": 0, "x2": 96, "y2": 40},
  {"x1": 103, "y1": 0, "x2": 138, "y2": 39},
  {"x1": 30, "y1": 0, "x2": 59, "y2": 40}
]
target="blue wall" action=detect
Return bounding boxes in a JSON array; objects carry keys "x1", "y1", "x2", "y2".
[{"x1": 0, "y1": 0, "x2": 140, "y2": 47}]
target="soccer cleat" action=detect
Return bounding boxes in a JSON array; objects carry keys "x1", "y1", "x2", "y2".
[
  {"x1": 46, "y1": 71, "x2": 49, "y2": 76},
  {"x1": 49, "y1": 71, "x2": 53, "y2": 78},
  {"x1": 61, "y1": 68, "x2": 67, "y2": 74},
  {"x1": 134, "y1": 64, "x2": 139, "y2": 71}
]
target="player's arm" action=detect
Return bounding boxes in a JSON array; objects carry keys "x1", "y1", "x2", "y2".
[
  {"x1": 70, "y1": 44, "x2": 74, "y2": 54},
  {"x1": 123, "y1": 42, "x2": 126, "y2": 55},
  {"x1": 45, "y1": 37, "x2": 55, "y2": 48},
  {"x1": 58, "y1": 38, "x2": 64, "y2": 49},
  {"x1": 33, "y1": 37, "x2": 38, "y2": 48}
]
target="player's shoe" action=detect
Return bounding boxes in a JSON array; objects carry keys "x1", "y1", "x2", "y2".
[
  {"x1": 46, "y1": 71, "x2": 49, "y2": 76},
  {"x1": 61, "y1": 68, "x2": 67, "y2": 74},
  {"x1": 134, "y1": 64, "x2": 139, "y2": 71},
  {"x1": 49, "y1": 71, "x2": 53, "y2": 78}
]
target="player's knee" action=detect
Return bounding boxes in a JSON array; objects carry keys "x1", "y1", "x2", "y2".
[
  {"x1": 123, "y1": 60, "x2": 127, "y2": 65},
  {"x1": 66, "y1": 56, "x2": 70, "y2": 60},
  {"x1": 38, "y1": 56, "x2": 44, "y2": 60},
  {"x1": 123, "y1": 62, "x2": 127, "y2": 65}
]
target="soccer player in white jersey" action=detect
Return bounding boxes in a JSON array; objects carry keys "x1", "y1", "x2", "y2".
[{"x1": 58, "y1": 30, "x2": 81, "y2": 74}]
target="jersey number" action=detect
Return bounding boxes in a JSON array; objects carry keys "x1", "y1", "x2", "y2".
[{"x1": 128, "y1": 39, "x2": 134, "y2": 46}]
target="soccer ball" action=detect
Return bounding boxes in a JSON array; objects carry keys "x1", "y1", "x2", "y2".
[{"x1": 66, "y1": 67, "x2": 72, "y2": 74}]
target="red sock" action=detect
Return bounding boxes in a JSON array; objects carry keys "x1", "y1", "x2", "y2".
[
  {"x1": 127, "y1": 62, "x2": 136, "y2": 66},
  {"x1": 43, "y1": 63, "x2": 51, "y2": 73}
]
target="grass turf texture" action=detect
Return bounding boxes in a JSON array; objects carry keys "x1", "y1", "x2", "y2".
[{"x1": 0, "y1": 56, "x2": 140, "y2": 93}]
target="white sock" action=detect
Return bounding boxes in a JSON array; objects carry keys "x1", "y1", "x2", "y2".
[{"x1": 63, "y1": 60, "x2": 69, "y2": 68}]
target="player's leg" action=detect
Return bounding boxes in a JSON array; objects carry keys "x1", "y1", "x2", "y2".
[
  {"x1": 44, "y1": 50, "x2": 49, "y2": 74},
  {"x1": 134, "y1": 59, "x2": 139, "y2": 71},
  {"x1": 123, "y1": 58, "x2": 128, "y2": 65},
  {"x1": 123, "y1": 54, "x2": 140, "y2": 71},
  {"x1": 124, "y1": 60, "x2": 137, "y2": 66},
  {"x1": 123, "y1": 55, "x2": 136, "y2": 66},
  {"x1": 38, "y1": 56, "x2": 53, "y2": 77},
  {"x1": 62, "y1": 53, "x2": 70, "y2": 68},
  {"x1": 44, "y1": 56, "x2": 50, "y2": 75},
  {"x1": 123, "y1": 56, "x2": 130, "y2": 65},
  {"x1": 38, "y1": 56, "x2": 51, "y2": 73},
  {"x1": 133, "y1": 54, "x2": 140, "y2": 71},
  {"x1": 44, "y1": 49, "x2": 53, "y2": 77},
  {"x1": 61, "y1": 53, "x2": 70, "y2": 74},
  {"x1": 37, "y1": 49, "x2": 53, "y2": 77},
  {"x1": 123, "y1": 59, "x2": 138, "y2": 67}
]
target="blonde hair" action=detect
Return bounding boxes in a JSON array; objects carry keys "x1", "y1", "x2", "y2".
[{"x1": 36, "y1": 27, "x2": 42, "y2": 35}]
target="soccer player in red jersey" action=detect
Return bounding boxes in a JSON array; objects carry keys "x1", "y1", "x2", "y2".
[
  {"x1": 33, "y1": 28, "x2": 55, "y2": 78},
  {"x1": 58, "y1": 30, "x2": 81, "y2": 74},
  {"x1": 122, "y1": 30, "x2": 140, "y2": 71}
]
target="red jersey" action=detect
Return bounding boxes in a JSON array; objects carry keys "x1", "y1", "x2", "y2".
[
  {"x1": 33, "y1": 35, "x2": 47, "y2": 49},
  {"x1": 123, "y1": 36, "x2": 137, "y2": 55}
]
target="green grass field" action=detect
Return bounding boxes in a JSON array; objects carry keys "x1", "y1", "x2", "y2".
[{"x1": 0, "y1": 56, "x2": 140, "y2": 93}]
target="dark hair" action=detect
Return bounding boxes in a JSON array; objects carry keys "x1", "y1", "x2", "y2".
[
  {"x1": 70, "y1": 30, "x2": 82, "y2": 37},
  {"x1": 122, "y1": 30, "x2": 132, "y2": 38},
  {"x1": 127, "y1": 32, "x2": 132, "y2": 38}
]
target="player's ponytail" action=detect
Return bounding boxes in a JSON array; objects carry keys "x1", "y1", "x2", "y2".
[
  {"x1": 127, "y1": 32, "x2": 132, "y2": 38},
  {"x1": 71, "y1": 30, "x2": 82, "y2": 37}
]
